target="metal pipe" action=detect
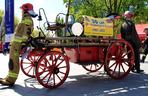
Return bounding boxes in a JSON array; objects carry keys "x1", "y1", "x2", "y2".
[{"x1": 64, "y1": 0, "x2": 71, "y2": 37}]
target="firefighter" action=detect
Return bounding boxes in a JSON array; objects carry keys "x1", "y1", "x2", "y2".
[
  {"x1": 120, "y1": 11, "x2": 143, "y2": 73},
  {"x1": 0, "y1": 3, "x2": 37, "y2": 86}
]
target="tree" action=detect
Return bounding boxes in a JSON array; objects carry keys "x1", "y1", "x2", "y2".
[{"x1": 63, "y1": 0, "x2": 148, "y2": 23}]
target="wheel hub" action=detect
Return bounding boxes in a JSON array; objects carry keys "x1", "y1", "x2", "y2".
[
  {"x1": 53, "y1": 67, "x2": 59, "y2": 74},
  {"x1": 48, "y1": 65, "x2": 59, "y2": 74}
]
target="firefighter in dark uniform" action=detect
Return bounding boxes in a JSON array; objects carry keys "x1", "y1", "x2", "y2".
[
  {"x1": 120, "y1": 11, "x2": 144, "y2": 73},
  {"x1": 0, "y1": 3, "x2": 37, "y2": 86},
  {"x1": 141, "y1": 28, "x2": 148, "y2": 63}
]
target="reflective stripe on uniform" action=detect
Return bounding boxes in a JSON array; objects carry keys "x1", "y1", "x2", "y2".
[
  {"x1": 8, "y1": 71, "x2": 18, "y2": 78},
  {"x1": 21, "y1": 19, "x2": 32, "y2": 25},
  {"x1": 14, "y1": 52, "x2": 19, "y2": 56},
  {"x1": 11, "y1": 36, "x2": 28, "y2": 43}
]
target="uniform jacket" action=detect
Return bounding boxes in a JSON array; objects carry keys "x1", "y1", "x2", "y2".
[
  {"x1": 12, "y1": 14, "x2": 34, "y2": 43},
  {"x1": 120, "y1": 19, "x2": 141, "y2": 48}
]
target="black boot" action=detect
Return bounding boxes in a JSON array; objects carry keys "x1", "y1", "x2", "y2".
[
  {"x1": 131, "y1": 66, "x2": 135, "y2": 72},
  {"x1": 141, "y1": 56, "x2": 146, "y2": 63},
  {"x1": 136, "y1": 69, "x2": 144, "y2": 73}
]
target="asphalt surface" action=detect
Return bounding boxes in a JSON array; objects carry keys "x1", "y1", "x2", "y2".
[{"x1": 0, "y1": 54, "x2": 148, "y2": 96}]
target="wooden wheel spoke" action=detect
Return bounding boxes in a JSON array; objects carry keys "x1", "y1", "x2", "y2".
[
  {"x1": 53, "y1": 74, "x2": 56, "y2": 86},
  {"x1": 55, "y1": 54, "x2": 61, "y2": 61},
  {"x1": 120, "y1": 63, "x2": 126, "y2": 73},
  {"x1": 122, "y1": 50, "x2": 132, "y2": 58},
  {"x1": 24, "y1": 65, "x2": 33, "y2": 70},
  {"x1": 122, "y1": 58, "x2": 129, "y2": 62},
  {"x1": 112, "y1": 63, "x2": 118, "y2": 75},
  {"x1": 109, "y1": 62, "x2": 116, "y2": 69},
  {"x1": 90, "y1": 65, "x2": 93, "y2": 70},
  {"x1": 41, "y1": 72, "x2": 50, "y2": 81},
  {"x1": 51, "y1": 54, "x2": 60, "y2": 65},
  {"x1": 118, "y1": 63, "x2": 121, "y2": 76},
  {"x1": 127, "y1": 49, "x2": 132, "y2": 54},
  {"x1": 39, "y1": 64, "x2": 47, "y2": 71},
  {"x1": 56, "y1": 59, "x2": 65, "y2": 67},
  {"x1": 50, "y1": 55, "x2": 54, "y2": 65},
  {"x1": 26, "y1": 66, "x2": 33, "y2": 74},
  {"x1": 59, "y1": 70, "x2": 66, "y2": 75},
  {"x1": 95, "y1": 65, "x2": 97, "y2": 70},
  {"x1": 35, "y1": 56, "x2": 41, "y2": 61},
  {"x1": 122, "y1": 61, "x2": 130, "y2": 67},
  {"x1": 56, "y1": 74, "x2": 62, "y2": 81},
  {"x1": 44, "y1": 58, "x2": 51, "y2": 66},
  {"x1": 22, "y1": 62, "x2": 32, "y2": 65},
  {"x1": 46, "y1": 74, "x2": 52, "y2": 84},
  {"x1": 58, "y1": 66, "x2": 66, "y2": 69}
]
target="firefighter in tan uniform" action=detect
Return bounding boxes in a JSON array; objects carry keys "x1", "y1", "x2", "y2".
[{"x1": 0, "y1": 3, "x2": 37, "y2": 86}]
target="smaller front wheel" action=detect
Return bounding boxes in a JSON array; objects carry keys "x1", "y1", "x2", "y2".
[
  {"x1": 36, "y1": 51, "x2": 70, "y2": 89},
  {"x1": 20, "y1": 50, "x2": 43, "y2": 78}
]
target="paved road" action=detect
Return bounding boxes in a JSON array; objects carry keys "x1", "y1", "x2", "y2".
[{"x1": 0, "y1": 54, "x2": 148, "y2": 96}]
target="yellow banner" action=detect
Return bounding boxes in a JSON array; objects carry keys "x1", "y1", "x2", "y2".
[{"x1": 84, "y1": 16, "x2": 113, "y2": 36}]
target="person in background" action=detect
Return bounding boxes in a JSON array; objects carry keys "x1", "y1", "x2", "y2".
[
  {"x1": 141, "y1": 28, "x2": 148, "y2": 63},
  {"x1": 120, "y1": 11, "x2": 144, "y2": 73},
  {"x1": 0, "y1": 3, "x2": 37, "y2": 86}
]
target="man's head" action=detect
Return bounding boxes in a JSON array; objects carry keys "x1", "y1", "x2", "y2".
[
  {"x1": 20, "y1": 3, "x2": 38, "y2": 18},
  {"x1": 123, "y1": 11, "x2": 134, "y2": 20}
]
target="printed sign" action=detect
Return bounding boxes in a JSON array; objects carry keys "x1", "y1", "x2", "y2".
[{"x1": 84, "y1": 16, "x2": 113, "y2": 36}]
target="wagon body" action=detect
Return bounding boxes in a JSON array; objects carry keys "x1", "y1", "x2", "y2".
[{"x1": 20, "y1": 16, "x2": 135, "y2": 89}]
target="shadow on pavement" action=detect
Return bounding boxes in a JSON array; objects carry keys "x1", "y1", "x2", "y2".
[
  {"x1": 63, "y1": 72, "x2": 148, "y2": 96},
  {"x1": 0, "y1": 72, "x2": 148, "y2": 96}
]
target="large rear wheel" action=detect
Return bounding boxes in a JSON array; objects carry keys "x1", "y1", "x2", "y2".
[{"x1": 105, "y1": 40, "x2": 134, "y2": 79}]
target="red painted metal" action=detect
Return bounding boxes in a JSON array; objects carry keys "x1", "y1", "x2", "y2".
[
  {"x1": 64, "y1": 47, "x2": 105, "y2": 63},
  {"x1": 65, "y1": 47, "x2": 105, "y2": 72}
]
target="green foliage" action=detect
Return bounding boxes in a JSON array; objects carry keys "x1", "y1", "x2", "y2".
[
  {"x1": 0, "y1": 10, "x2": 4, "y2": 23},
  {"x1": 63, "y1": 0, "x2": 148, "y2": 23},
  {"x1": 55, "y1": 17, "x2": 65, "y2": 37}
]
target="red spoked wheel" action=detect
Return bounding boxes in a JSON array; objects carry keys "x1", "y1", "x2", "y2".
[
  {"x1": 36, "y1": 51, "x2": 70, "y2": 89},
  {"x1": 20, "y1": 49, "x2": 43, "y2": 78},
  {"x1": 105, "y1": 40, "x2": 134, "y2": 79},
  {"x1": 82, "y1": 63, "x2": 103, "y2": 72}
]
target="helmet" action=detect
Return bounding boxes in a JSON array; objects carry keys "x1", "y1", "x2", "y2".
[
  {"x1": 20, "y1": 3, "x2": 33, "y2": 11},
  {"x1": 20, "y1": 3, "x2": 38, "y2": 18},
  {"x1": 123, "y1": 11, "x2": 134, "y2": 18}
]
